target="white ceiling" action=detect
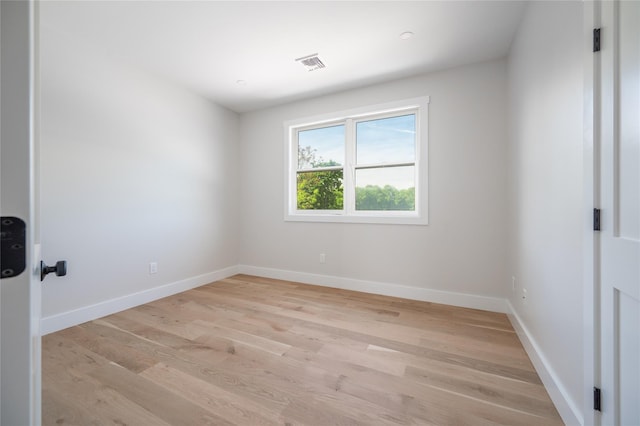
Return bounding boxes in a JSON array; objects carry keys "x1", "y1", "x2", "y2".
[{"x1": 40, "y1": 1, "x2": 527, "y2": 113}]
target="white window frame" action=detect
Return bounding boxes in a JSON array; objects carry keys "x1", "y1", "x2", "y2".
[{"x1": 284, "y1": 96, "x2": 429, "y2": 225}]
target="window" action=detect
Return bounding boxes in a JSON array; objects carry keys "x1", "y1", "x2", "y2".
[{"x1": 285, "y1": 97, "x2": 429, "y2": 224}]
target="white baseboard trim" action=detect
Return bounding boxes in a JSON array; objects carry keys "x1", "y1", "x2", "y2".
[
  {"x1": 40, "y1": 265, "x2": 240, "y2": 335},
  {"x1": 41, "y1": 264, "x2": 506, "y2": 334},
  {"x1": 506, "y1": 301, "x2": 582, "y2": 426},
  {"x1": 238, "y1": 264, "x2": 508, "y2": 313}
]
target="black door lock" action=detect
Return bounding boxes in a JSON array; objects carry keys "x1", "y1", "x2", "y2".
[
  {"x1": 40, "y1": 260, "x2": 67, "y2": 281},
  {"x1": 1, "y1": 216, "x2": 26, "y2": 279}
]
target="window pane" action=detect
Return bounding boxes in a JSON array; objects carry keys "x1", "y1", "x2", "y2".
[
  {"x1": 355, "y1": 166, "x2": 415, "y2": 211},
  {"x1": 356, "y1": 114, "x2": 415, "y2": 165},
  {"x1": 298, "y1": 124, "x2": 345, "y2": 169},
  {"x1": 297, "y1": 170, "x2": 344, "y2": 210}
]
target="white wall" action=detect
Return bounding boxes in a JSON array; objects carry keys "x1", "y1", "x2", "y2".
[
  {"x1": 507, "y1": 1, "x2": 584, "y2": 424},
  {"x1": 240, "y1": 59, "x2": 509, "y2": 304},
  {"x1": 39, "y1": 24, "x2": 240, "y2": 321}
]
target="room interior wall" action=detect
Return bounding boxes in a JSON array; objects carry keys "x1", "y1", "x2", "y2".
[
  {"x1": 39, "y1": 23, "x2": 241, "y2": 324},
  {"x1": 239, "y1": 59, "x2": 509, "y2": 306},
  {"x1": 506, "y1": 1, "x2": 584, "y2": 424},
  {"x1": 37, "y1": 4, "x2": 589, "y2": 423}
]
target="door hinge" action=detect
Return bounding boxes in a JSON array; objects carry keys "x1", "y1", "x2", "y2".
[
  {"x1": 593, "y1": 208, "x2": 601, "y2": 231},
  {"x1": 593, "y1": 28, "x2": 601, "y2": 52},
  {"x1": 594, "y1": 387, "x2": 601, "y2": 411}
]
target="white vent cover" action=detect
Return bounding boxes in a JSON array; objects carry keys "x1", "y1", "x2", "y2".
[{"x1": 295, "y1": 53, "x2": 325, "y2": 71}]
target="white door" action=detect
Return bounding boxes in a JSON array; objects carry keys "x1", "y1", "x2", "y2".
[
  {"x1": 599, "y1": 0, "x2": 640, "y2": 424},
  {"x1": 1, "y1": 1, "x2": 41, "y2": 425}
]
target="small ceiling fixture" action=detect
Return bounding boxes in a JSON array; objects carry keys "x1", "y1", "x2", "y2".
[
  {"x1": 399, "y1": 31, "x2": 415, "y2": 40},
  {"x1": 236, "y1": 79, "x2": 247, "y2": 86},
  {"x1": 295, "y1": 53, "x2": 325, "y2": 72}
]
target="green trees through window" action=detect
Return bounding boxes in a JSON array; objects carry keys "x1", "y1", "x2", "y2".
[
  {"x1": 296, "y1": 146, "x2": 415, "y2": 211},
  {"x1": 297, "y1": 169, "x2": 344, "y2": 210},
  {"x1": 356, "y1": 185, "x2": 415, "y2": 211},
  {"x1": 296, "y1": 146, "x2": 343, "y2": 210}
]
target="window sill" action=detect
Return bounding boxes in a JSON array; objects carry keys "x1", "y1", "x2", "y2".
[{"x1": 284, "y1": 213, "x2": 428, "y2": 225}]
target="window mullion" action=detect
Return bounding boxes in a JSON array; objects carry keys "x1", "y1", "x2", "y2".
[
  {"x1": 344, "y1": 118, "x2": 356, "y2": 215},
  {"x1": 354, "y1": 162, "x2": 415, "y2": 170}
]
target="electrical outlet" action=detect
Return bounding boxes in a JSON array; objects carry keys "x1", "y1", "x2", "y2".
[
  {"x1": 319, "y1": 253, "x2": 326, "y2": 264},
  {"x1": 522, "y1": 288, "x2": 527, "y2": 305},
  {"x1": 149, "y1": 262, "x2": 158, "y2": 274},
  {"x1": 512, "y1": 276, "x2": 516, "y2": 292}
]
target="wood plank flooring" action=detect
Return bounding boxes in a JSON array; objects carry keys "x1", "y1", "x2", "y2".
[{"x1": 42, "y1": 274, "x2": 564, "y2": 425}]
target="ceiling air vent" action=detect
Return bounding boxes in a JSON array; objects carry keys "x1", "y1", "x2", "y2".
[{"x1": 295, "y1": 53, "x2": 325, "y2": 71}]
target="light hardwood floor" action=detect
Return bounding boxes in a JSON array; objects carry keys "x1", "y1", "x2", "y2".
[{"x1": 43, "y1": 274, "x2": 564, "y2": 425}]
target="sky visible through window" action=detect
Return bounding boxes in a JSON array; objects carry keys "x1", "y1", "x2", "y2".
[
  {"x1": 298, "y1": 114, "x2": 416, "y2": 189},
  {"x1": 298, "y1": 125, "x2": 345, "y2": 168}
]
